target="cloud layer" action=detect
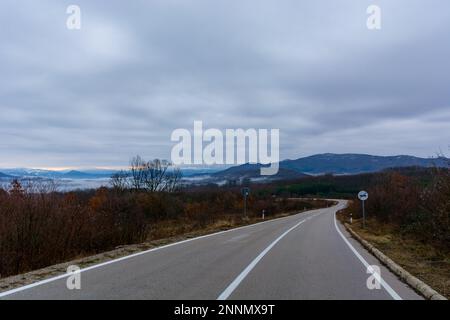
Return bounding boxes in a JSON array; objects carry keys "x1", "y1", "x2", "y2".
[{"x1": 1, "y1": 0, "x2": 449, "y2": 168}]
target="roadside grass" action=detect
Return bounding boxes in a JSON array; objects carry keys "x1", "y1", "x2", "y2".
[
  {"x1": 145, "y1": 213, "x2": 295, "y2": 242},
  {"x1": 337, "y1": 208, "x2": 450, "y2": 299}
]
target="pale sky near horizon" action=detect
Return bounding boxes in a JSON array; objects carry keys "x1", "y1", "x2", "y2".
[{"x1": 1, "y1": 1, "x2": 450, "y2": 169}]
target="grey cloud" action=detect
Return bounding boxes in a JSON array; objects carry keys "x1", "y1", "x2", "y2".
[{"x1": 1, "y1": 0, "x2": 450, "y2": 168}]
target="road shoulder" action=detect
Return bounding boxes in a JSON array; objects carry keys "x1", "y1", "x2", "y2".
[
  {"x1": 343, "y1": 222, "x2": 447, "y2": 300},
  {"x1": 334, "y1": 211, "x2": 423, "y2": 300}
]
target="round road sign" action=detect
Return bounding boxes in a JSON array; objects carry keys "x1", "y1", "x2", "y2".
[{"x1": 358, "y1": 190, "x2": 369, "y2": 201}]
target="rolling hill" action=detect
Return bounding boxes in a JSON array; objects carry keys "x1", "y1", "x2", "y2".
[
  {"x1": 211, "y1": 163, "x2": 309, "y2": 181},
  {"x1": 208, "y1": 153, "x2": 448, "y2": 181},
  {"x1": 281, "y1": 153, "x2": 448, "y2": 175},
  {"x1": 0, "y1": 172, "x2": 14, "y2": 178}
]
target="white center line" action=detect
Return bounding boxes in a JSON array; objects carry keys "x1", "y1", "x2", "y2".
[{"x1": 217, "y1": 216, "x2": 312, "y2": 300}]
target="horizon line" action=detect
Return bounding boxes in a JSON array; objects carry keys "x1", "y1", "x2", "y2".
[{"x1": 0, "y1": 152, "x2": 446, "y2": 172}]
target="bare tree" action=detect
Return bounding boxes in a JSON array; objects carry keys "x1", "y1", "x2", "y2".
[
  {"x1": 162, "y1": 167, "x2": 182, "y2": 192},
  {"x1": 143, "y1": 159, "x2": 168, "y2": 192},
  {"x1": 123, "y1": 156, "x2": 182, "y2": 193},
  {"x1": 111, "y1": 170, "x2": 130, "y2": 192},
  {"x1": 130, "y1": 155, "x2": 147, "y2": 191},
  {"x1": 21, "y1": 179, "x2": 59, "y2": 194}
]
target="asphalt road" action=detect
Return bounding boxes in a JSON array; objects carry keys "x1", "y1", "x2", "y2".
[{"x1": 0, "y1": 200, "x2": 423, "y2": 300}]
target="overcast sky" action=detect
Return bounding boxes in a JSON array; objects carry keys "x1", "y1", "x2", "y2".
[{"x1": 1, "y1": 0, "x2": 449, "y2": 169}]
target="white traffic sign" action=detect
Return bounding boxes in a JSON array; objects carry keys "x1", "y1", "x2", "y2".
[{"x1": 358, "y1": 190, "x2": 369, "y2": 201}]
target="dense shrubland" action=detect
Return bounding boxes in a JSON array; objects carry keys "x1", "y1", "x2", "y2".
[{"x1": 345, "y1": 168, "x2": 450, "y2": 249}]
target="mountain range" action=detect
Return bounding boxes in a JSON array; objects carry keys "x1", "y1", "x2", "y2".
[
  {"x1": 282, "y1": 153, "x2": 447, "y2": 175},
  {"x1": 0, "y1": 154, "x2": 448, "y2": 185},
  {"x1": 0, "y1": 172, "x2": 13, "y2": 178},
  {"x1": 0, "y1": 168, "x2": 113, "y2": 180},
  {"x1": 201, "y1": 153, "x2": 448, "y2": 183}
]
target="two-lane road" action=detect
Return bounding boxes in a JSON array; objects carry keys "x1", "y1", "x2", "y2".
[{"x1": 0, "y1": 200, "x2": 422, "y2": 300}]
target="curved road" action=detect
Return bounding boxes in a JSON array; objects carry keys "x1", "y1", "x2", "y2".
[{"x1": 0, "y1": 200, "x2": 422, "y2": 300}]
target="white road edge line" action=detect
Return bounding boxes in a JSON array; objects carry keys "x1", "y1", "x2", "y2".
[
  {"x1": 0, "y1": 208, "x2": 322, "y2": 298},
  {"x1": 333, "y1": 208, "x2": 402, "y2": 300},
  {"x1": 217, "y1": 216, "x2": 312, "y2": 300}
]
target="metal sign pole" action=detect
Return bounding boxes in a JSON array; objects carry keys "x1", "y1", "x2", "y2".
[
  {"x1": 362, "y1": 200, "x2": 366, "y2": 229},
  {"x1": 358, "y1": 191, "x2": 368, "y2": 229},
  {"x1": 241, "y1": 187, "x2": 250, "y2": 219},
  {"x1": 244, "y1": 194, "x2": 247, "y2": 218}
]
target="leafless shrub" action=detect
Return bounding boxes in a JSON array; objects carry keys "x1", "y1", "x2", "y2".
[
  {"x1": 418, "y1": 165, "x2": 450, "y2": 246},
  {"x1": 115, "y1": 156, "x2": 182, "y2": 193},
  {"x1": 110, "y1": 170, "x2": 129, "y2": 192}
]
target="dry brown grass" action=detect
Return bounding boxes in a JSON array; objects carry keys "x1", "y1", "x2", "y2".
[
  {"x1": 146, "y1": 210, "x2": 303, "y2": 242},
  {"x1": 338, "y1": 208, "x2": 449, "y2": 299}
]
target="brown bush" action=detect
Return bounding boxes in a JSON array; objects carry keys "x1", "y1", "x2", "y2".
[
  {"x1": 366, "y1": 172, "x2": 421, "y2": 223},
  {"x1": 416, "y1": 168, "x2": 450, "y2": 246},
  {"x1": 349, "y1": 169, "x2": 449, "y2": 248},
  {"x1": 0, "y1": 182, "x2": 146, "y2": 277}
]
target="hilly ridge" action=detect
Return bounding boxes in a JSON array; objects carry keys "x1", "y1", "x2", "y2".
[
  {"x1": 0, "y1": 172, "x2": 13, "y2": 178},
  {"x1": 282, "y1": 153, "x2": 448, "y2": 175},
  {"x1": 208, "y1": 153, "x2": 448, "y2": 182},
  {"x1": 1, "y1": 154, "x2": 448, "y2": 185}
]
